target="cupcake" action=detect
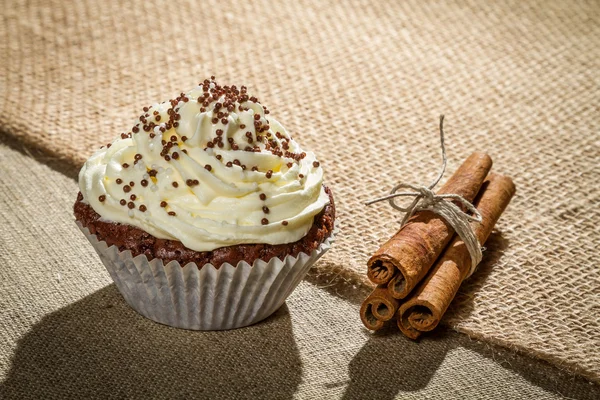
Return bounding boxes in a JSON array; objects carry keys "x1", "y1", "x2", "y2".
[{"x1": 74, "y1": 78, "x2": 335, "y2": 330}]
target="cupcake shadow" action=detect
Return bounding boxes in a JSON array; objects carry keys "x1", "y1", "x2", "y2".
[{"x1": 0, "y1": 284, "x2": 302, "y2": 399}]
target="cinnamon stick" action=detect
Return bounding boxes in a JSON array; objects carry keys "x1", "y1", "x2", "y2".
[
  {"x1": 397, "y1": 173, "x2": 516, "y2": 336},
  {"x1": 367, "y1": 152, "x2": 493, "y2": 299},
  {"x1": 397, "y1": 310, "x2": 422, "y2": 340},
  {"x1": 359, "y1": 287, "x2": 390, "y2": 331},
  {"x1": 359, "y1": 285, "x2": 401, "y2": 331}
]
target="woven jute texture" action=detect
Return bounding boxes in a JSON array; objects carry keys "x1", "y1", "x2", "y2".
[
  {"x1": 1, "y1": 0, "x2": 599, "y2": 383},
  {"x1": 2, "y1": 141, "x2": 599, "y2": 399}
]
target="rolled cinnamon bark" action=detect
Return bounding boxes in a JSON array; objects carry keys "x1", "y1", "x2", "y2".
[
  {"x1": 367, "y1": 152, "x2": 493, "y2": 298},
  {"x1": 398, "y1": 173, "x2": 516, "y2": 335},
  {"x1": 359, "y1": 287, "x2": 391, "y2": 331},
  {"x1": 397, "y1": 310, "x2": 422, "y2": 339},
  {"x1": 359, "y1": 285, "x2": 401, "y2": 331}
]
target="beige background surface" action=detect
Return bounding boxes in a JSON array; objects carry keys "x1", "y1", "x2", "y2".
[
  {"x1": 1, "y1": 0, "x2": 599, "y2": 386},
  {"x1": 0, "y1": 138, "x2": 598, "y2": 399}
]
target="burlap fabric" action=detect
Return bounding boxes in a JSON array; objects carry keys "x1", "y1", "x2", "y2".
[
  {"x1": 1, "y1": 141, "x2": 599, "y2": 399},
  {"x1": 1, "y1": 0, "x2": 599, "y2": 383}
]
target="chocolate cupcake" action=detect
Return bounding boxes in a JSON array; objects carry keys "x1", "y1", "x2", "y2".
[{"x1": 75, "y1": 79, "x2": 335, "y2": 330}]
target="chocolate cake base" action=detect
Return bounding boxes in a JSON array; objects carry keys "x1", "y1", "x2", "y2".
[{"x1": 74, "y1": 187, "x2": 335, "y2": 268}]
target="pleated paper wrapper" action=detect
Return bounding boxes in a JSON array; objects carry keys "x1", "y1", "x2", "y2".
[{"x1": 77, "y1": 222, "x2": 335, "y2": 330}]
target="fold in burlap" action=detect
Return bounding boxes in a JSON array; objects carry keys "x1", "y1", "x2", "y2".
[{"x1": 1, "y1": 0, "x2": 598, "y2": 382}]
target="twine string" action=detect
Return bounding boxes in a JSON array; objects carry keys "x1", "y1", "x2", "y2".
[{"x1": 365, "y1": 115, "x2": 483, "y2": 277}]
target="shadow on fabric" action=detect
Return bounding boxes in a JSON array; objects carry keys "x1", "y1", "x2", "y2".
[
  {"x1": 341, "y1": 324, "x2": 599, "y2": 400},
  {"x1": 0, "y1": 285, "x2": 302, "y2": 399},
  {"x1": 341, "y1": 327, "x2": 451, "y2": 399}
]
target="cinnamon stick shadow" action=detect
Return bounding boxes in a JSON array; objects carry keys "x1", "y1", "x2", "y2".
[
  {"x1": 341, "y1": 327, "x2": 452, "y2": 399},
  {"x1": 342, "y1": 325, "x2": 598, "y2": 400}
]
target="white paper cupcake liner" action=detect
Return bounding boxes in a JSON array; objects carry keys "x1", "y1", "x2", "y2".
[{"x1": 77, "y1": 222, "x2": 335, "y2": 330}]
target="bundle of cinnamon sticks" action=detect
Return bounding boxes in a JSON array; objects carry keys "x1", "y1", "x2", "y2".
[{"x1": 360, "y1": 152, "x2": 516, "y2": 338}]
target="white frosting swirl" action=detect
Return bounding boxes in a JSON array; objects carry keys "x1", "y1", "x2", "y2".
[{"x1": 78, "y1": 81, "x2": 330, "y2": 252}]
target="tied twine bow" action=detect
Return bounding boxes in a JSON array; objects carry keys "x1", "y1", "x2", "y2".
[{"x1": 365, "y1": 116, "x2": 483, "y2": 278}]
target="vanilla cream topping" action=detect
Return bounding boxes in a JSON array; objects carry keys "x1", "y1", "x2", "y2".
[{"x1": 78, "y1": 80, "x2": 330, "y2": 252}]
